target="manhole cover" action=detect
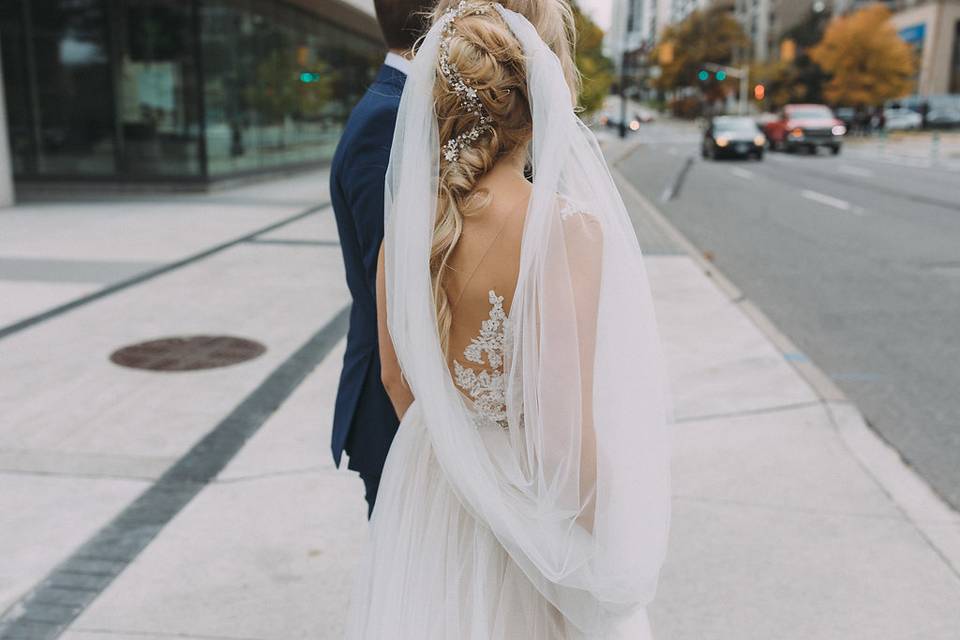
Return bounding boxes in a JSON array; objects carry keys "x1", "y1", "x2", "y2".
[{"x1": 110, "y1": 335, "x2": 266, "y2": 371}]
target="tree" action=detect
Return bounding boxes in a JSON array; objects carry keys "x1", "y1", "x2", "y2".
[
  {"x1": 809, "y1": 4, "x2": 915, "y2": 107},
  {"x1": 653, "y1": 7, "x2": 748, "y2": 99},
  {"x1": 570, "y1": 1, "x2": 614, "y2": 115}
]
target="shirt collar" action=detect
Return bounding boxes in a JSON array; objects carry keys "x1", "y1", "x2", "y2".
[{"x1": 384, "y1": 51, "x2": 411, "y2": 76}]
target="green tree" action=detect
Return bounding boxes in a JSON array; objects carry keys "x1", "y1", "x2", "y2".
[
  {"x1": 571, "y1": 0, "x2": 614, "y2": 114},
  {"x1": 653, "y1": 6, "x2": 748, "y2": 100},
  {"x1": 809, "y1": 4, "x2": 915, "y2": 107}
]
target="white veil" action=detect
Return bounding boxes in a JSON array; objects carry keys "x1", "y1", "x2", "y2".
[{"x1": 382, "y1": 3, "x2": 671, "y2": 634}]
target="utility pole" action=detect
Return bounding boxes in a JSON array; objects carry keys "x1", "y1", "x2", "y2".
[{"x1": 618, "y1": 0, "x2": 635, "y2": 139}]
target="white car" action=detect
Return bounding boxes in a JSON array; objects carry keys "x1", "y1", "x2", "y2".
[
  {"x1": 927, "y1": 108, "x2": 960, "y2": 128},
  {"x1": 884, "y1": 108, "x2": 922, "y2": 130}
]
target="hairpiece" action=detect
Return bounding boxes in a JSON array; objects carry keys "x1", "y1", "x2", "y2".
[{"x1": 438, "y1": 1, "x2": 495, "y2": 162}]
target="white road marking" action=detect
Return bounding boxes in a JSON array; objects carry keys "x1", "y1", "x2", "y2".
[
  {"x1": 801, "y1": 189, "x2": 852, "y2": 211},
  {"x1": 729, "y1": 167, "x2": 755, "y2": 179},
  {"x1": 838, "y1": 164, "x2": 874, "y2": 178}
]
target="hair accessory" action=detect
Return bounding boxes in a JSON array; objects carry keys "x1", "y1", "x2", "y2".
[{"x1": 438, "y1": 1, "x2": 495, "y2": 162}]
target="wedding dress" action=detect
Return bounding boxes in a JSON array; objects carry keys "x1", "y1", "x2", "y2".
[{"x1": 344, "y1": 5, "x2": 671, "y2": 639}]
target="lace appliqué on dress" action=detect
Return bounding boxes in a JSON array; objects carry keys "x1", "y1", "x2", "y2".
[
  {"x1": 559, "y1": 196, "x2": 589, "y2": 220},
  {"x1": 453, "y1": 290, "x2": 510, "y2": 430}
]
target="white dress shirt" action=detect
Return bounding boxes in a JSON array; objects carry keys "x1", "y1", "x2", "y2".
[{"x1": 384, "y1": 51, "x2": 412, "y2": 76}]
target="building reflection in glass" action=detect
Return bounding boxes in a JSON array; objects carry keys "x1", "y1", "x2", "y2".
[{"x1": 0, "y1": 0, "x2": 382, "y2": 183}]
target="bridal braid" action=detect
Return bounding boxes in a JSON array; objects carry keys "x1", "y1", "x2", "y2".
[{"x1": 428, "y1": 0, "x2": 577, "y2": 354}]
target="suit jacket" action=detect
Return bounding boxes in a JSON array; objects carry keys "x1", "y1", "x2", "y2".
[{"x1": 329, "y1": 64, "x2": 405, "y2": 475}]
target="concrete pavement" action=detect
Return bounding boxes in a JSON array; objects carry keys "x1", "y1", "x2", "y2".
[{"x1": 1, "y1": 145, "x2": 959, "y2": 639}]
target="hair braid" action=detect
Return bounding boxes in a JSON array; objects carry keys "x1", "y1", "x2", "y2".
[{"x1": 426, "y1": 1, "x2": 576, "y2": 354}]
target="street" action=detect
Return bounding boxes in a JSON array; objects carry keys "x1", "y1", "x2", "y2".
[{"x1": 615, "y1": 121, "x2": 960, "y2": 509}]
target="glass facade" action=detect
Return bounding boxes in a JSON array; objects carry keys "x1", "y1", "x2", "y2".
[
  {"x1": 200, "y1": 1, "x2": 380, "y2": 176},
  {"x1": 0, "y1": 0, "x2": 382, "y2": 182}
]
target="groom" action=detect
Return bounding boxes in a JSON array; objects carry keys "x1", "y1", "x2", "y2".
[{"x1": 330, "y1": 0, "x2": 434, "y2": 518}]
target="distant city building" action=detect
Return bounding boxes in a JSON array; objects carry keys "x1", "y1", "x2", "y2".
[
  {"x1": 0, "y1": 0, "x2": 384, "y2": 191},
  {"x1": 833, "y1": 0, "x2": 917, "y2": 14},
  {"x1": 734, "y1": 0, "x2": 835, "y2": 63},
  {"x1": 889, "y1": 0, "x2": 960, "y2": 96},
  {"x1": 734, "y1": 0, "x2": 774, "y2": 61},
  {"x1": 606, "y1": 0, "x2": 714, "y2": 69},
  {"x1": 607, "y1": 0, "x2": 657, "y2": 70}
]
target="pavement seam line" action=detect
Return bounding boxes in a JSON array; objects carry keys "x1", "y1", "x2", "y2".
[
  {"x1": 244, "y1": 238, "x2": 341, "y2": 247},
  {"x1": 660, "y1": 155, "x2": 694, "y2": 202},
  {"x1": 673, "y1": 494, "x2": 911, "y2": 522},
  {"x1": 608, "y1": 157, "x2": 960, "y2": 577},
  {"x1": 674, "y1": 399, "x2": 824, "y2": 424},
  {"x1": 0, "y1": 201, "x2": 330, "y2": 343},
  {"x1": 0, "y1": 305, "x2": 351, "y2": 639}
]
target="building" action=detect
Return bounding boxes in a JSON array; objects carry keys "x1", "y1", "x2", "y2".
[
  {"x1": 833, "y1": 0, "x2": 914, "y2": 14},
  {"x1": 607, "y1": 0, "x2": 656, "y2": 71},
  {"x1": 0, "y1": 0, "x2": 384, "y2": 199},
  {"x1": 668, "y1": 0, "x2": 712, "y2": 23},
  {"x1": 889, "y1": 0, "x2": 960, "y2": 97},
  {"x1": 606, "y1": 0, "x2": 712, "y2": 70},
  {"x1": 734, "y1": 0, "x2": 774, "y2": 61}
]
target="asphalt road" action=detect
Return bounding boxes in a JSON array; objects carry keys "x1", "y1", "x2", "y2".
[{"x1": 616, "y1": 121, "x2": 960, "y2": 509}]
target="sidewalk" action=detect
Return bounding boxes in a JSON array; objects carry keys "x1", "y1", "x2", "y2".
[
  {"x1": 844, "y1": 130, "x2": 960, "y2": 170},
  {"x1": 1, "y1": 149, "x2": 959, "y2": 639}
]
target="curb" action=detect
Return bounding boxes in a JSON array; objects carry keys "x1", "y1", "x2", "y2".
[{"x1": 608, "y1": 150, "x2": 960, "y2": 579}]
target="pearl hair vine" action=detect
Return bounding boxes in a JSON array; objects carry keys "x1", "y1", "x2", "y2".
[{"x1": 438, "y1": 1, "x2": 497, "y2": 163}]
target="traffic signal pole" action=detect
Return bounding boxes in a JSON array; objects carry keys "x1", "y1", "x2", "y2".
[
  {"x1": 619, "y1": 51, "x2": 627, "y2": 138},
  {"x1": 703, "y1": 62, "x2": 749, "y2": 115}
]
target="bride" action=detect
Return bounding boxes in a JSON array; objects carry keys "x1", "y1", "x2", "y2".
[{"x1": 344, "y1": 1, "x2": 672, "y2": 637}]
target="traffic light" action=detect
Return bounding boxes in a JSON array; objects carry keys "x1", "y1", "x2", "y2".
[
  {"x1": 780, "y1": 39, "x2": 796, "y2": 63},
  {"x1": 300, "y1": 71, "x2": 320, "y2": 83},
  {"x1": 715, "y1": 70, "x2": 727, "y2": 81},
  {"x1": 754, "y1": 84, "x2": 765, "y2": 100},
  {"x1": 697, "y1": 70, "x2": 710, "y2": 81},
  {"x1": 659, "y1": 42, "x2": 674, "y2": 65}
]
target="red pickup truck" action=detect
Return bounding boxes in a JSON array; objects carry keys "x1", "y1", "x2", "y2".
[{"x1": 763, "y1": 104, "x2": 846, "y2": 155}]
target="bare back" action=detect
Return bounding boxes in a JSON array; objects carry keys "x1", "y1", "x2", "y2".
[{"x1": 443, "y1": 168, "x2": 531, "y2": 426}]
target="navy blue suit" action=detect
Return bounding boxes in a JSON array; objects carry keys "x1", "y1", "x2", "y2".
[{"x1": 330, "y1": 64, "x2": 406, "y2": 517}]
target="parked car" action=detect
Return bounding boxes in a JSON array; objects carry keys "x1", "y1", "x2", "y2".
[
  {"x1": 763, "y1": 104, "x2": 846, "y2": 154},
  {"x1": 926, "y1": 108, "x2": 960, "y2": 129},
  {"x1": 597, "y1": 110, "x2": 640, "y2": 132},
  {"x1": 702, "y1": 116, "x2": 766, "y2": 160},
  {"x1": 884, "y1": 107, "x2": 922, "y2": 131},
  {"x1": 634, "y1": 106, "x2": 657, "y2": 123}
]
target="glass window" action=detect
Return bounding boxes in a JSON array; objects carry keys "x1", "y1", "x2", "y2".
[
  {"x1": 2, "y1": 0, "x2": 382, "y2": 181},
  {"x1": 0, "y1": 0, "x2": 36, "y2": 174},
  {"x1": 201, "y1": 0, "x2": 381, "y2": 177},
  {"x1": 117, "y1": 0, "x2": 202, "y2": 176},
  {"x1": 26, "y1": 0, "x2": 115, "y2": 176}
]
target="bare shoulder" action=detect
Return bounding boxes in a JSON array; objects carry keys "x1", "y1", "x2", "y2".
[{"x1": 558, "y1": 196, "x2": 602, "y2": 245}]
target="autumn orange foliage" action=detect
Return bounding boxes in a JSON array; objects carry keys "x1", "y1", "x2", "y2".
[{"x1": 809, "y1": 4, "x2": 915, "y2": 107}]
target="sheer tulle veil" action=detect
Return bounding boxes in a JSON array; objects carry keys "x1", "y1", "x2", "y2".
[{"x1": 381, "y1": 2, "x2": 672, "y2": 634}]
